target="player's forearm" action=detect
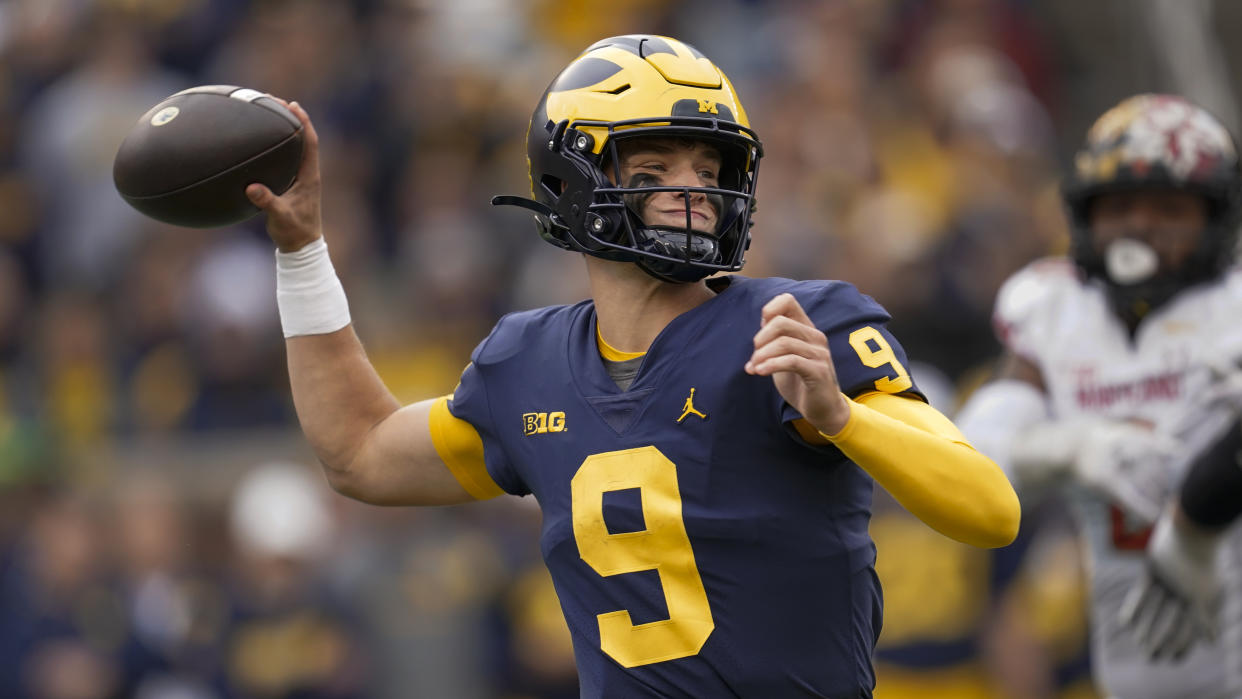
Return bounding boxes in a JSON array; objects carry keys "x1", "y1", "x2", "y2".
[
  {"x1": 286, "y1": 327, "x2": 402, "y2": 491},
  {"x1": 1178, "y1": 419, "x2": 1242, "y2": 530},
  {"x1": 824, "y1": 394, "x2": 1021, "y2": 548}
]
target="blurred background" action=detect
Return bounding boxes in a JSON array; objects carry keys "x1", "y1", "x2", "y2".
[{"x1": 1, "y1": 0, "x2": 1240, "y2": 697}]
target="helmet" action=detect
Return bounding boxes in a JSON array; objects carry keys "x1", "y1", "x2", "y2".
[
  {"x1": 1063, "y1": 94, "x2": 1242, "y2": 321},
  {"x1": 492, "y1": 35, "x2": 763, "y2": 283}
]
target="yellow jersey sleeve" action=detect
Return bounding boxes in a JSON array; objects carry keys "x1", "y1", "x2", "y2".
[
  {"x1": 428, "y1": 395, "x2": 505, "y2": 500},
  {"x1": 811, "y1": 392, "x2": 1021, "y2": 548}
]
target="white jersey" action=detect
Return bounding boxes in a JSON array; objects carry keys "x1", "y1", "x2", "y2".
[{"x1": 995, "y1": 258, "x2": 1242, "y2": 699}]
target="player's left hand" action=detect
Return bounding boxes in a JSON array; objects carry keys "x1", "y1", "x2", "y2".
[
  {"x1": 745, "y1": 293, "x2": 851, "y2": 434},
  {"x1": 1118, "y1": 504, "x2": 1223, "y2": 661}
]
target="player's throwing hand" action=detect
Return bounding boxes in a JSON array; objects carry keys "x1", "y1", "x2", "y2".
[
  {"x1": 746, "y1": 293, "x2": 851, "y2": 435},
  {"x1": 246, "y1": 99, "x2": 324, "y2": 253}
]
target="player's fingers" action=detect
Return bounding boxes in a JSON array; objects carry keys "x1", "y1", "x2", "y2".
[
  {"x1": 1184, "y1": 601, "x2": 1221, "y2": 644},
  {"x1": 1118, "y1": 578, "x2": 1149, "y2": 629},
  {"x1": 1125, "y1": 581, "x2": 1163, "y2": 642},
  {"x1": 760, "y1": 293, "x2": 813, "y2": 327},
  {"x1": 746, "y1": 352, "x2": 826, "y2": 380},
  {"x1": 1143, "y1": 593, "x2": 1182, "y2": 659},
  {"x1": 753, "y1": 314, "x2": 826, "y2": 349},
  {"x1": 285, "y1": 100, "x2": 321, "y2": 183},
  {"x1": 1145, "y1": 602, "x2": 1179, "y2": 660},
  {"x1": 1161, "y1": 613, "x2": 1198, "y2": 661},
  {"x1": 748, "y1": 335, "x2": 830, "y2": 371},
  {"x1": 246, "y1": 183, "x2": 277, "y2": 210},
  {"x1": 1152, "y1": 608, "x2": 1192, "y2": 660}
]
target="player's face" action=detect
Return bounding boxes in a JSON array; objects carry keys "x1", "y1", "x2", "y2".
[
  {"x1": 1088, "y1": 188, "x2": 1208, "y2": 273},
  {"x1": 613, "y1": 138, "x2": 723, "y2": 234}
]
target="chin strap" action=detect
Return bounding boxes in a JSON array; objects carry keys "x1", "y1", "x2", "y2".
[{"x1": 633, "y1": 226, "x2": 720, "y2": 283}]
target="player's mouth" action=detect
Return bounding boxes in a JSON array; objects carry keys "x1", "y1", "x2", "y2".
[{"x1": 657, "y1": 208, "x2": 715, "y2": 229}]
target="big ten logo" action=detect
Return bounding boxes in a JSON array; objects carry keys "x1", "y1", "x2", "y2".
[{"x1": 523, "y1": 411, "x2": 566, "y2": 435}]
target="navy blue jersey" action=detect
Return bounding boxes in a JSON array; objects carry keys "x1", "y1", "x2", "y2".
[{"x1": 447, "y1": 276, "x2": 921, "y2": 698}]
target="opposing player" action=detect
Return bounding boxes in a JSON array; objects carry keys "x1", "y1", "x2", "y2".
[
  {"x1": 247, "y1": 35, "x2": 1019, "y2": 696},
  {"x1": 956, "y1": 94, "x2": 1242, "y2": 698}
]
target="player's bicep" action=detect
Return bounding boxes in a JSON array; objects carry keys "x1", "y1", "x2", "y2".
[
  {"x1": 840, "y1": 325, "x2": 914, "y2": 394},
  {"x1": 819, "y1": 320, "x2": 919, "y2": 400},
  {"x1": 341, "y1": 398, "x2": 485, "y2": 506}
]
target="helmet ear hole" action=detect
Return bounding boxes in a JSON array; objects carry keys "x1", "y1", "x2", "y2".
[{"x1": 540, "y1": 174, "x2": 564, "y2": 196}]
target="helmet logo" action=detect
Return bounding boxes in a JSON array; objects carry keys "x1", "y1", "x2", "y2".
[
  {"x1": 1079, "y1": 95, "x2": 1236, "y2": 182},
  {"x1": 696, "y1": 99, "x2": 718, "y2": 115}
]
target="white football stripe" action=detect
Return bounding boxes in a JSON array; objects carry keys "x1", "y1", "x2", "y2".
[{"x1": 229, "y1": 88, "x2": 267, "y2": 103}]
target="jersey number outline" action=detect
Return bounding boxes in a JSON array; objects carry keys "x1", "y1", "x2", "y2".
[
  {"x1": 1109, "y1": 504, "x2": 1154, "y2": 550},
  {"x1": 570, "y1": 446, "x2": 715, "y2": 667},
  {"x1": 848, "y1": 326, "x2": 913, "y2": 393}
]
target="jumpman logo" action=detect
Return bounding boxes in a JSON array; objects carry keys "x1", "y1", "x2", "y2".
[{"x1": 677, "y1": 388, "x2": 708, "y2": 422}]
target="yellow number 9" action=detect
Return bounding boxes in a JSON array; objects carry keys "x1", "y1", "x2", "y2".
[
  {"x1": 848, "y1": 326, "x2": 913, "y2": 393},
  {"x1": 571, "y1": 446, "x2": 715, "y2": 667}
]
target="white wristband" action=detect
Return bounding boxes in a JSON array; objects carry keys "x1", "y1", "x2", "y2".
[{"x1": 275, "y1": 237, "x2": 351, "y2": 337}]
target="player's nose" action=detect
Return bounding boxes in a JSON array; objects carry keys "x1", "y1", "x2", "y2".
[{"x1": 663, "y1": 165, "x2": 708, "y2": 199}]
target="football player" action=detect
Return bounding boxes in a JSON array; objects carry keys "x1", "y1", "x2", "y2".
[
  {"x1": 956, "y1": 94, "x2": 1242, "y2": 699},
  {"x1": 245, "y1": 35, "x2": 1019, "y2": 697}
]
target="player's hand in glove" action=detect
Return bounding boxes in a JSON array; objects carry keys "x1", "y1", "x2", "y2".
[
  {"x1": 1073, "y1": 421, "x2": 1178, "y2": 524},
  {"x1": 1011, "y1": 418, "x2": 1177, "y2": 523},
  {"x1": 1118, "y1": 504, "x2": 1222, "y2": 661}
]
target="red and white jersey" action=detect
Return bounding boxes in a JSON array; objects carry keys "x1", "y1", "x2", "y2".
[{"x1": 995, "y1": 257, "x2": 1242, "y2": 699}]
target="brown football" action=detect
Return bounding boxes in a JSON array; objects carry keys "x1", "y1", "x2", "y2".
[{"x1": 113, "y1": 85, "x2": 304, "y2": 228}]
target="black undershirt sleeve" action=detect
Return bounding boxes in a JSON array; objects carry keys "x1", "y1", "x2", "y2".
[{"x1": 1179, "y1": 420, "x2": 1242, "y2": 529}]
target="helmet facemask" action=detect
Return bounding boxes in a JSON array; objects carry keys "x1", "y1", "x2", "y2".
[{"x1": 587, "y1": 125, "x2": 759, "y2": 283}]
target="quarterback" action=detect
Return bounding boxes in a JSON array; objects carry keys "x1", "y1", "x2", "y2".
[
  {"x1": 246, "y1": 35, "x2": 1018, "y2": 697},
  {"x1": 957, "y1": 94, "x2": 1242, "y2": 699}
]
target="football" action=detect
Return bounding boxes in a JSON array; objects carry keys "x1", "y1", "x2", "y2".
[{"x1": 113, "y1": 85, "x2": 304, "y2": 228}]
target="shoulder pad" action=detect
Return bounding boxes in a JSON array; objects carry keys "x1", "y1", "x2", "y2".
[
  {"x1": 471, "y1": 303, "x2": 585, "y2": 366},
  {"x1": 740, "y1": 277, "x2": 890, "y2": 330},
  {"x1": 994, "y1": 258, "x2": 1079, "y2": 347}
]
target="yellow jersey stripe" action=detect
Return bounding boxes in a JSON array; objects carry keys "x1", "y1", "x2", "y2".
[
  {"x1": 596, "y1": 324, "x2": 646, "y2": 362},
  {"x1": 428, "y1": 395, "x2": 504, "y2": 500}
]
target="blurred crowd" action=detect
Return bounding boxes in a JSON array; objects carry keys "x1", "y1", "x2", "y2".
[{"x1": 1, "y1": 0, "x2": 1240, "y2": 697}]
